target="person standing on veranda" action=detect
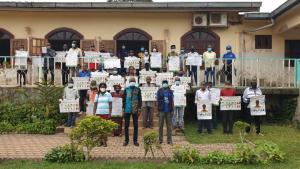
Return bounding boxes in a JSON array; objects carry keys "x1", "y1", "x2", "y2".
[
  {"x1": 157, "y1": 80, "x2": 174, "y2": 145},
  {"x1": 123, "y1": 77, "x2": 142, "y2": 147},
  {"x1": 203, "y1": 44, "x2": 216, "y2": 86}
]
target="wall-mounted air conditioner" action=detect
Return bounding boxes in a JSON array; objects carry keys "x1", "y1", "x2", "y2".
[
  {"x1": 209, "y1": 13, "x2": 228, "y2": 27},
  {"x1": 193, "y1": 13, "x2": 207, "y2": 27}
]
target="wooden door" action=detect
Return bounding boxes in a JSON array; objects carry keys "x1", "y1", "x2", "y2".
[
  {"x1": 29, "y1": 38, "x2": 47, "y2": 56},
  {"x1": 10, "y1": 39, "x2": 28, "y2": 55},
  {"x1": 99, "y1": 40, "x2": 116, "y2": 55}
]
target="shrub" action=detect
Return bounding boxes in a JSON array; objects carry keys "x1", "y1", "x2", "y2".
[
  {"x1": 255, "y1": 140, "x2": 285, "y2": 163},
  {"x1": 70, "y1": 116, "x2": 118, "y2": 160},
  {"x1": 45, "y1": 144, "x2": 85, "y2": 163},
  {"x1": 15, "y1": 119, "x2": 56, "y2": 135},
  {"x1": 201, "y1": 151, "x2": 238, "y2": 164},
  {"x1": 234, "y1": 121, "x2": 250, "y2": 143},
  {"x1": 0, "y1": 121, "x2": 14, "y2": 134},
  {"x1": 171, "y1": 145, "x2": 201, "y2": 164},
  {"x1": 234, "y1": 143, "x2": 260, "y2": 164},
  {"x1": 143, "y1": 131, "x2": 165, "y2": 157}
]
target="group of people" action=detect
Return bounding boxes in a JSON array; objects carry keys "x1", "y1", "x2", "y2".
[{"x1": 195, "y1": 80, "x2": 263, "y2": 135}]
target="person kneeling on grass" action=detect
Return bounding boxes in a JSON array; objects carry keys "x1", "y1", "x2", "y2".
[
  {"x1": 63, "y1": 79, "x2": 79, "y2": 128},
  {"x1": 93, "y1": 82, "x2": 112, "y2": 147}
]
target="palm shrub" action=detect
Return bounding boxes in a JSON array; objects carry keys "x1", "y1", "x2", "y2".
[
  {"x1": 143, "y1": 131, "x2": 165, "y2": 158},
  {"x1": 70, "y1": 116, "x2": 118, "y2": 160}
]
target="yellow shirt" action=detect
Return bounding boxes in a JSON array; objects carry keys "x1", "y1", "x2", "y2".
[{"x1": 203, "y1": 51, "x2": 216, "y2": 68}]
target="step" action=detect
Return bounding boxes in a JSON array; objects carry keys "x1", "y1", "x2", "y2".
[{"x1": 59, "y1": 126, "x2": 179, "y2": 136}]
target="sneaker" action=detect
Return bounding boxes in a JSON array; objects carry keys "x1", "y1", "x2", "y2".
[
  {"x1": 134, "y1": 142, "x2": 139, "y2": 147},
  {"x1": 123, "y1": 142, "x2": 128, "y2": 146},
  {"x1": 257, "y1": 133, "x2": 264, "y2": 136}
]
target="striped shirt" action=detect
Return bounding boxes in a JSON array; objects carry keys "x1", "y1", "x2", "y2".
[{"x1": 94, "y1": 92, "x2": 112, "y2": 115}]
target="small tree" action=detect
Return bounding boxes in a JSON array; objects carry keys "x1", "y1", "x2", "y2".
[
  {"x1": 70, "y1": 116, "x2": 118, "y2": 160},
  {"x1": 234, "y1": 121, "x2": 251, "y2": 144},
  {"x1": 143, "y1": 131, "x2": 165, "y2": 158}
]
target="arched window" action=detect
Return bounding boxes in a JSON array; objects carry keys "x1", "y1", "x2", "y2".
[
  {"x1": 45, "y1": 27, "x2": 83, "y2": 40},
  {"x1": 0, "y1": 28, "x2": 14, "y2": 39},
  {"x1": 114, "y1": 28, "x2": 152, "y2": 41},
  {"x1": 181, "y1": 28, "x2": 220, "y2": 57}
]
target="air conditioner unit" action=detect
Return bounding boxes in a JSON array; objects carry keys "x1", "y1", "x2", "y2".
[
  {"x1": 209, "y1": 13, "x2": 228, "y2": 27},
  {"x1": 193, "y1": 13, "x2": 207, "y2": 27}
]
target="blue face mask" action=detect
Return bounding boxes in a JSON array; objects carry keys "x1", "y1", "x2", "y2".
[
  {"x1": 208, "y1": 48, "x2": 212, "y2": 52},
  {"x1": 162, "y1": 83, "x2": 168, "y2": 88},
  {"x1": 140, "y1": 48, "x2": 145, "y2": 52}
]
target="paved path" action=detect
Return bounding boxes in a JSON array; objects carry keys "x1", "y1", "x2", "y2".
[{"x1": 0, "y1": 134, "x2": 234, "y2": 160}]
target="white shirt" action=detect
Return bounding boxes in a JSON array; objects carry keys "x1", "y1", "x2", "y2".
[
  {"x1": 242, "y1": 87, "x2": 262, "y2": 103},
  {"x1": 171, "y1": 84, "x2": 186, "y2": 92},
  {"x1": 195, "y1": 89, "x2": 211, "y2": 103}
]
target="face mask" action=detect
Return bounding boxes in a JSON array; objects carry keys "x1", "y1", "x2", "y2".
[
  {"x1": 46, "y1": 46, "x2": 51, "y2": 49},
  {"x1": 208, "y1": 48, "x2": 212, "y2": 52},
  {"x1": 171, "y1": 49, "x2": 175, "y2": 52},
  {"x1": 162, "y1": 83, "x2": 168, "y2": 88},
  {"x1": 153, "y1": 49, "x2": 157, "y2": 52},
  {"x1": 71, "y1": 44, "x2": 76, "y2": 48},
  {"x1": 122, "y1": 46, "x2": 125, "y2": 49},
  {"x1": 227, "y1": 50, "x2": 231, "y2": 53},
  {"x1": 180, "y1": 50, "x2": 185, "y2": 53},
  {"x1": 113, "y1": 71, "x2": 118, "y2": 75},
  {"x1": 144, "y1": 52, "x2": 148, "y2": 55},
  {"x1": 68, "y1": 84, "x2": 73, "y2": 88},
  {"x1": 129, "y1": 82, "x2": 136, "y2": 87},
  {"x1": 175, "y1": 81, "x2": 180, "y2": 85},
  {"x1": 140, "y1": 48, "x2": 144, "y2": 51},
  {"x1": 100, "y1": 88, "x2": 106, "y2": 92}
]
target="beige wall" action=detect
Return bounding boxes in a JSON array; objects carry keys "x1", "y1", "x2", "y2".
[{"x1": 0, "y1": 10, "x2": 295, "y2": 57}]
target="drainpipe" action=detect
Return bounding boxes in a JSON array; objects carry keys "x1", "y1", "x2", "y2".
[{"x1": 246, "y1": 18, "x2": 275, "y2": 33}]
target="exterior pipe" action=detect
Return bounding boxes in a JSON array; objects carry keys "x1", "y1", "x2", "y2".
[{"x1": 246, "y1": 18, "x2": 275, "y2": 32}]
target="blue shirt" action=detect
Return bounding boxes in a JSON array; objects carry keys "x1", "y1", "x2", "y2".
[
  {"x1": 223, "y1": 52, "x2": 236, "y2": 65},
  {"x1": 79, "y1": 70, "x2": 91, "y2": 77},
  {"x1": 163, "y1": 89, "x2": 171, "y2": 113}
]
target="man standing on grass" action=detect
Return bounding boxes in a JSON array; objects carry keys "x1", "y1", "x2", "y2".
[
  {"x1": 157, "y1": 80, "x2": 174, "y2": 145},
  {"x1": 123, "y1": 77, "x2": 142, "y2": 147}
]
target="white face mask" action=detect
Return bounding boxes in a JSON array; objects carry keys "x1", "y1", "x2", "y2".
[
  {"x1": 153, "y1": 49, "x2": 157, "y2": 52},
  {"x1": 175, "y1": 81, "x2": 180, "y2": 85},
  {"x1": 100, "y1": 88, "x2": 106, "y2": 92},
  {"x1": 129, "y1": 82, "x2": 136, "y2": 87},
  {"x1": 71, "y1": 44, "x2": 76, "y2": 48},
  {"x1": 227, "y1": 50, "x2": 231, "y2": 53},
  {"x1": 171, "y1": 49, "x2": 175, "y2": 52},
  {"x1": 144, "y1": 52, "x2": 149, "y2": 55},
  {"x1": 162, "y1": 83, "x2": 168, "y2": 88}
]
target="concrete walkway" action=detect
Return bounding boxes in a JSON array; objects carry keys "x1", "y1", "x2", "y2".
[{"x1": 0, "y1": 134, "x2": 234, "y2": 160}]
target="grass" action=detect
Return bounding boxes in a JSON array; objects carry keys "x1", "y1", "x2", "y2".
[{"x1": 0, "y1": 123, "x2": 299, "y2": 169}]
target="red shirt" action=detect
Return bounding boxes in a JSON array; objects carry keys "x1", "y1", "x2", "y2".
[{"x1": 221, "y1": 88, "x2": 236, "y2": 96}]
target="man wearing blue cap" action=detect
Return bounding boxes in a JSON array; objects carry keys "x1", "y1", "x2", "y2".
[{"x1": 222, "y1": 45, "x2": 236, "y2": 83}]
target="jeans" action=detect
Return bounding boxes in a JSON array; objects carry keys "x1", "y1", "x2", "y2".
[
  {"x1": 66, "y1": 112, "x2": 77, "y2": 127},
  {"x1": 224, "y1": 64, "x2": 233, "y2": 83},
  {"x1": 79, "y1": 90, "x2": 87, "y2": 112},
  {"x1": 124, "y1": 113, "x2": 138, "y2": 143},
  {"x1": 205, "y1": 67, "x2": 215, "y2": 85},
  {"x1": 43, "y1": 68, "x2": 54, "y2": 84},
  {"x1": 172, "y1": 107, "x2": 185, "y2": 129},
  {"x1": 212, "y1": 105, "x2": 218, "y2": 129},
  {"x1": 159, "y1": 112, "x2": 172, "y2": 143},
  {"x1": 62, "y1": 63, "x2": 69, "y2": 85},
  {"x1": 245, "y1": 107, "x2": 261, "y2": 134},
  {"x1": 143, "y1": 106, "x2": 153, "y2": 128},
  {"x1": 17, "y1": 70, "x2": 27, "y2": 86},
  {"x1": 222, "y1": 110, "x2": 234, "y2": 133},
  {"x1": 197, "y1": 120, "x2": 212, "y2": 134},
  {"x1": 190, "y1": 66, "x2": 198, "y2": 85}
]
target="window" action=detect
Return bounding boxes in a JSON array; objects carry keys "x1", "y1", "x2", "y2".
[{"x1": 255, "y1": 35, "x2": 272, "y2": 49}]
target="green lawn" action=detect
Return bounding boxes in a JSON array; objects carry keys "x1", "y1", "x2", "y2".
[{"x1": 0, "y1": 123, "x2": 299, "y2": 169}]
